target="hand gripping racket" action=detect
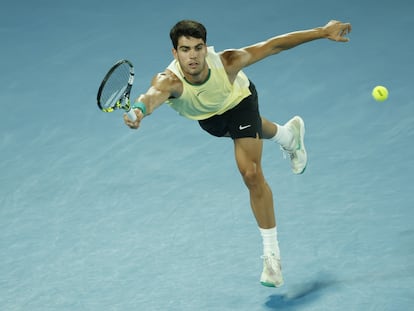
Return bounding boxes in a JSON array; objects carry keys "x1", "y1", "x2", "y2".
[{"x1": 97, "y1": 59, "x2": 137, "y2": 121}]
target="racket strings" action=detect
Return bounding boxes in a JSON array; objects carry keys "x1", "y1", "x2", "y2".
[{"x1": 100, "y1": 63, "x2": 132, "y2": 109}]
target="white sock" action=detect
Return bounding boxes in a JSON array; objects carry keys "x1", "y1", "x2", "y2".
[
  {"x1": 270, "y1": 122, "x2": 293, "y2": 148},
  {"x1": 259, "y1": 227, "x2": 281, "y2": 258}
]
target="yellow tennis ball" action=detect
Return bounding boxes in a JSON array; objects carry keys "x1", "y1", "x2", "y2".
[{"x1": 372, "y1": 85, "x2": 389, "y2": 102}]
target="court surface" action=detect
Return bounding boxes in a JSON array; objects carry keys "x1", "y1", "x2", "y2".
[{"x1": 1, "y1": 0, "x2": 413, "y2": 310}]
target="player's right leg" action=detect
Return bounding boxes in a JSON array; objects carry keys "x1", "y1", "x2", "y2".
[{"x1": 233, "y1": 136, "x2": 284, "y2": 288}]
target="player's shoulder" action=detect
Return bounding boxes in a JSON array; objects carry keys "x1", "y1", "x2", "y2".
[
  {"x1": 151, "y1": 70, "x2": 182, "y2": 97},
  {"x1": 219, "y1": 48, "x2": 250, "y2": 71},
  {"x1": 152, "y1": 70, "x2": 179, "y2": 85},
  {"x1": 219, "y1": 49, "x2": 240, "y2": 62}
]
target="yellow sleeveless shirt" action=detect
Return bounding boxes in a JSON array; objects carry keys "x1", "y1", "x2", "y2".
[{"x1": 166, "y1": 46, "x2": 251, "y2": 120}]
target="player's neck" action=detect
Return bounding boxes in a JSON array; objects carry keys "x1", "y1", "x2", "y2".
[{"x1": 184, "y1": 64, "x2": 210, "y2": 85}]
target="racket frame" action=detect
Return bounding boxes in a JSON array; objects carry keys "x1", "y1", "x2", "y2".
[{"x1": 97, "y1": 59, "x2": 137, "y2": 121}]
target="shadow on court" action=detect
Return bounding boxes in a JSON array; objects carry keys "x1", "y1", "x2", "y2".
[{"x1": 264, "y1": 273, "x2": 339, "y2": 310}]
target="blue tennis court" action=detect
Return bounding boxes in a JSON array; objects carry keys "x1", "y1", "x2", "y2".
[{"x1": 1, "y1": 0, "x2": 413, "y2": 310}]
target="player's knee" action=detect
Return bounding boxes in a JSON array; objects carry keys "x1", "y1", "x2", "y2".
[{"x1": 241, "y1": 166, "x2": 263, "y2": 189}]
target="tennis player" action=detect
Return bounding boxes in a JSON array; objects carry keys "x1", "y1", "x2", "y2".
[{"x1": 124, "y1": 19, "x2": 351, "y2": 287}]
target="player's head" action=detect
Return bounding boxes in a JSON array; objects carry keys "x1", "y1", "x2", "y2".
[{"x1": 169, "y1": 20, "x2": 207, "y2": 49}]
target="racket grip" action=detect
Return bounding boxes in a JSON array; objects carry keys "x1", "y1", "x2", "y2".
[{"x1": 126, "y1": 109, "x2": 137, "y2": 121}]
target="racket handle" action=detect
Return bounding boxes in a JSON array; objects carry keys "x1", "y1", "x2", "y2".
[{"x1": 126, "y1": 109, "x2": 137, "y2": 121}]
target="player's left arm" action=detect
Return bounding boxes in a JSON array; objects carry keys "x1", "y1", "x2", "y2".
[{"x1": 221, "y1": 20, "x2": 351, "y2": 74}]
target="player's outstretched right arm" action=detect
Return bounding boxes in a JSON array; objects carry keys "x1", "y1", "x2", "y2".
[{"x1": 124, "y1": 70, "x2": 182, "y2": 129}]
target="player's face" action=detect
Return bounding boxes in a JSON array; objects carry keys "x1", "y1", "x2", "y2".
[{"x1": 173, "y1": 36, "x2": 208, "y2": 84}]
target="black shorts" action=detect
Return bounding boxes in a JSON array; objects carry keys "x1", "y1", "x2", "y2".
[{"x1": 198, "y1": 81, "x2": 262, "y2": 139}]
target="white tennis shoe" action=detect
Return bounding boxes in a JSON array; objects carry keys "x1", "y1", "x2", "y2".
[
  {"x1": 260, "y1": 253, "x2": 284, "y2": 287},
  {"x1": 282, "y1": 116, "x2": 307, "y2": 174}
]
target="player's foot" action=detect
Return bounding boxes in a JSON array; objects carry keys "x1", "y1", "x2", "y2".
[
  {"x1": 260, "y1": 253, "x2": 284, "y2": 288},
  {"x1": 282, "y1": 116, "x2": 307, "y2": 174}
]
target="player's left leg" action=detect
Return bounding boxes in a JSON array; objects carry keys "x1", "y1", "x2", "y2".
[
  {"x1": 234, "y1": 136, "x2": 284, "y2": 287},
  {"x1": 262, "y1": 116, "x2": 308, "y2": 175}
]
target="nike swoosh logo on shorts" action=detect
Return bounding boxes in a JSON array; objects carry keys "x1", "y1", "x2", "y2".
[{"x1": 239, "y1": 124, "x2": 252, "y2": 130}]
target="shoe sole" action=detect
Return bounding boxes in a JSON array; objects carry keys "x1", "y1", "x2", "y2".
[
  {"x1": 260, "y1": 280, "x2": 284, "y2": 288},
  {"x1": 293, "y1": 116, "x2": 307, "y2": 175}
]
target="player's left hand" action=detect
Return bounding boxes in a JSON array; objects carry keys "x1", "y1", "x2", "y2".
[{"x1": 323, "y1": 20, "x2": 352, "y2": 42}]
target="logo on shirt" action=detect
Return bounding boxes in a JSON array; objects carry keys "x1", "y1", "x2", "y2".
[{"x1": 196, "y1": 90, "x2": 206, "y2": 97}]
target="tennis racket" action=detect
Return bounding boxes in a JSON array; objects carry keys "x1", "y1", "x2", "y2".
[{"x1": 97, "y1": 59, "x2": 137, "y2": 121}]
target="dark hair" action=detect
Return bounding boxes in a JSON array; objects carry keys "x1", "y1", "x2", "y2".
[{"x1": 169, "y1": 20, "x2": 207, "y2": 49}]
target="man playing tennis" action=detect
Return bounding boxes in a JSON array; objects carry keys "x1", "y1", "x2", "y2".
[{"x1": 124, "y1": 19, "x2": 351, "y2": 287}]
